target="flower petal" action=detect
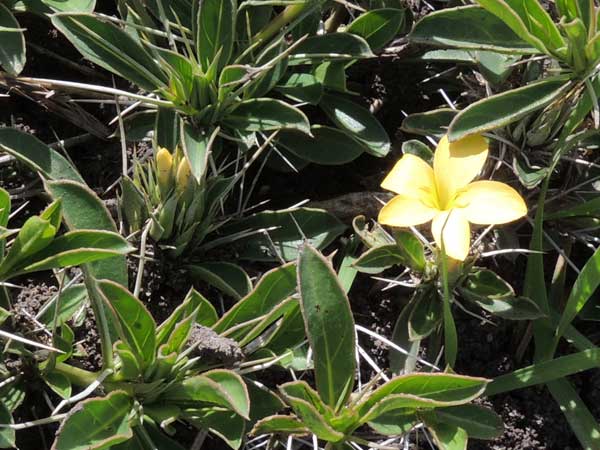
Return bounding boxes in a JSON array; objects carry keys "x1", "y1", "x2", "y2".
[
  {"x1": 431, "y1": 209, "x2": 471, "y2": 261},
  {"x1": 434, "y1": 134, "x2": 488, "y2": 208},
  {"x1": 381, "y1": 154, "x2": 437, "y2": 203},
  {"x1": 456, "y1": 181, "x2": 527, "y2": 225},
  {"x1": 379, "y1": 195, "x2": 438, "y2": 227}
]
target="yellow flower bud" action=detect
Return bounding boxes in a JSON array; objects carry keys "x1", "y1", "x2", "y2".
[
  {"x1": 156, "y1": 147, "x2": 173, "y2": 189},
  {"x1": 176, "y1": 157, "x2": 192, "y2": 193}
]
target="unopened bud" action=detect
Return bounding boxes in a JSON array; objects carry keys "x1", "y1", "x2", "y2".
[
  {"x1": 176, "y1": 158, "x2": 192, "y2": 192},
  {"x1": 156, "y1": 148, "x2": 173, "y2": 189}
]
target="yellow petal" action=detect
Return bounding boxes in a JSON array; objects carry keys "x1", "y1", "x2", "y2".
[
  {"x1": 434, "y1": 134, "x2": 488, "y2": 208},
  {"x1": 379, "y1": 195, "x2": 438, "y2": 227},
  {"x1": 431, "y1": 209, "x2": 471, "y2": 261},
  {"x1": 456, "y1": 181, "x2": 527, "y2": 225},
  {"x1": 381, "y1": 154, "x2": 438, "y2": 204}
]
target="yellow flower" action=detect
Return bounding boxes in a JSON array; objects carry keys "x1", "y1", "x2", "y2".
[
  {"x1": 176, "y1": 157, "x2": 192, "y2": 193},
  {"x1": 378, "y1": 134, "x2": 527, "y2": 261},
  {"x1": 156, "y1": 147, "x2": 173, "y2": 189}
]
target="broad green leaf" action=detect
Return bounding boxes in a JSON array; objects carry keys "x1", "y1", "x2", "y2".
[
  {"x1": 45, "y1": 180, "x2": 128, "y2": 285},
  {"x1": 38, "y1": 284, "x2": 86, "y2": 326},
  {"x1": 225, "y1": 207, "x2": 345, "y2": 262},
  {"x1": 203, "y1": 369, "x2": 250, "y2": 420},
  {"x1": 97, "y1": 280, "x2": 157, "y2": 368},
  {"x1": 0, "y1": 4, "x2": 25, "y2": 75},
  {"x1": 154, "y1": 107, "x2": 179, "y2": 151},
  {"x1": 251, "y1": 415, "x2": 309, "y2": 436},
  {"x1": 394, "y1": 230, "x2": 426, "y2": 271},
  {"x1": 290, "y1": 33, "x2": 374, "y2": 62},
  {"x1": 402, "y1": 140, "x2": 433, "y2": 163},
  {"x1": 43, "y1": 371, "x2": 72, "y2": 399},
  {"x1": 18, "y1": 230, "x2": 133, "y2": 274},
  {"x1": 275, "y1": 73, "x2": 323, "y2": 105},
  {"x1": 362, "y1": 394, "x2": 449, "y2": 423},
  {"x1": 51, "y1": 13, "x2": 168, "y2": 91},
  {"x1": 298, "y1": 245, "x2": 355, "y2": 410},
  {"x1": 0, "y1": 128, "x2": 83, "y2": 183},
  {"x1": 410, "y1": 6, "x2": 537, "y2": 54},
  {"x1": 188, "y1": 262, "x2": 251, "y2": 300},
  {"x1": 353, "y1": 244, "x2": 406, "y2": 274},
  {"x1": 357, "y1": 373, "x2": 488, "y2": 417},
  {"x1": 0, "y1": 187, "x2": 9, "y2": 229},
  {"x1": 196, "y1": 0, "x2": 236, "y2": 72},
  {"x1": 409, "y1": 290, "x2": 442, "y2": 340},
  {"x1": 476, "y1": 0, "x2": 565, "y2": 55},
  {"x1": 486, "y1": 347, "x2": 600, "y2": 396},
  {"x1": 214, "y1": 263, "x2": 296, "y2": 332},
  {"x1": 0, "y1": 216, "x2": 56, "y2": 278},
  {"x1": 556, "y1": 245, "x2": 600, "y2": 342},
  {"x1": 247, "y1": 382, "x2": 286, "y2": 425},
  {"x1": 276, "y1": 126, "x2": 366, "y2": 165},
  {"x1": 426, "y1": 420, "x2": 468, "y2": 450},
  {"x1": 0, "y1": 403, "x2": 14, "y2": 448},
  {"x1": 41, "y1": 0, "x2": 96, "y2": 12},
  {"x1": 181, "y1": 123, "x2": 212, "y2": 183},
  {"x1": 401, "y1": 109, "x2": 457, "y2": 138},
  {"x1": 282, "y1": 397, "x2": 343, "y2": 441},
  {"x1": 237, "y1": 297, "x2": 298, "y2": 346},
  {"x1": 224, "y1": 99, "x2": 310, "y2": 134},
  {"x1": 320, "y1": 93, "x2": 390, "y2": 157},
  {"x1": 389, "y1": 292, "x2": 421, "y2": 374},
  {"x1": 52, "y1": 391, "x2": 133, "y2": 450},
  {"x1": 279, "y1": 381, "x2": 331, "y2": 417},
  {"x1": 245, "y1": 38, "x2": 289, "y2": 99},
  {"x1": 448, "y1": 77, "x2": 570, "y2": 142},
  {"x1": 434, "y1": 405, "x2": 503, "y2": 439},
  {"x1": 186, "y1": 408, "x2": 245, "y2": 450},
  {"x1": 347, "y1": 8, "x2": 406, "y2": 51},
  {"x1": 165, "y1": 374, "x2": 249, "y2": 419},
  {"x1": 367, "y1": 410, "x2": 416, "y2": 436}
]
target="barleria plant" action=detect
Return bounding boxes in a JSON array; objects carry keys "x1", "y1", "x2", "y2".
[{"x1": 252, "y1": 244, "x2": 503, "y2": 450}]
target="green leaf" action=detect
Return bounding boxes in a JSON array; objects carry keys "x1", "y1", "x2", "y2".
[
  {"x1": 0, "y1": 128, "x2": 83, "y2": 183},
  {"x1": 97, "y1": 280, "x2": 157, "y2": 369},
  {"x1": 186, "y1": 408, "x2": 245, "y2": 450},
  {"x1": 280, "y1": 397, "x2": 343, "y2": 441},
  {"x1": 367, "y1": 410, "x2": 416, "y2": 436},
  {"x1": 347, "y1": 8, "x2": 406, "y2": 51},
  {"x1": 546, "y1": 196, "x2": 600, "y2": 220},
  {"x1": 226, "y1": 207, "x2": 345, "y2": 262},
  {"x1": 251, "y1": 415, "x2": 309, "y2": 437},
  {"x1": 353, "y1": 244, "x2": 406, "y2": 274},
  {"x1": 394, "y1": 230, "x2": 426, "y2": 271},
  {"x1": 409, "y1": 290, "x2": 442, "y2": 340},
  {"x1": 410, "y1": 6, "x2": 537, "y2": 54},
  {"x1": 181, "y1": 123, "x2": 212, "y2": 183},
  {"x1": 154, "y1": 107, "x2": 179, "y2": 151},
  {"x1": 547, "y1": 378, "x2": 600, "y2": 449},
  {"x1": 213, "y1": 262, "x2": 296, "y2": 332},
  {"x1": 43, "y1": 371, "x2": 72, "y2": 399},
  {"x1": 357, "y1": 373, "x2": 488, "y2": 417},
  {"x1": 188, "y1": 262, "x2": 251, "y2": 300},
  {"x1": 41, "y1": 0, "x2": 96, "y2": 12},
  {"x1": 402, "y1": 139, "x2": 433, "y2": 162},
  {"x1": 203, "y1": 369, "x2": 250, "y2": 420},
  {"x1": 434, "y1": 405, "x2": 503, "y2": 440},
  {"x1": 426, "y1": 420, "x2": 468, "y2": 450},
  {"x1": 0, "y1": 403, "x2": 15, "y2": 448},
  {"x1": 0, "y1": 4, "x2": 25, "y2": 76},
  {"x1": 352, "y1": 215, "x2": 395, "y2": 248},
  {"x1": 52, "y1": 391, "x2": 134, "y2": 450},
  {"x1": 556, "y1": 246, "x2": 600, "y2": 342},
  {"x1": 298, "y1": 244, "x2": 355, "y2": 410},
  {"x1": 17, "y1": 230, "x2": 133, "y2": 274},
  {"x1": 51, "y1": 13, "x2": 168, "y2": 91},
  {"x1": 401, "y1": 108, "x2": 457, "y2": 138},
  {"x1": 290, "y1": 33, "x2": 374, "y2": 63},
  {"x1": 276, "y1": 126, "x2": 366, "y2": 165},
  {"x1": 225, "y1": 99, "x2": 310, "y2": 134},
  {"x1": 476, "y1": 0, "x2": 565, "y2": 55},
  {"x1": 45, "y1": 180, "x2": 128, "y2": 286},
  {"x1": 448, "y1": 77, "x2": 570, "y2": 142},
  {"x1": 38, "y1": 284, "x2": 86, "y2": 326},
  {"x1": 165, "y1": 373, "x2": 249, "y2": 419},
  {"x1": 275, "y1": 73, "x2": 323, "y2": 105},
  {"x1": 320, "y1": 93, "x2": 390, "y2": 157},
  {"x1": 0, "y1": 216, "x2": 56, "y2": 278},
  {"x1": 485, "y1": 347, "x2": 600, "y2": 396},
  {"x1": 389, "y1": 292, "x2": 422, "y2": 374},
  {"x1": 196, "y1": 0, "x2": 236, "y2": 72}
]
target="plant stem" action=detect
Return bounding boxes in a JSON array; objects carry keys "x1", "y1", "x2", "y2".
[
  {"x1": 54, "y1": 362, "x2": 98, "y2": 387},
  {"x1": 252, "y1": 1, "x2": 316, "y2": 44}
]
